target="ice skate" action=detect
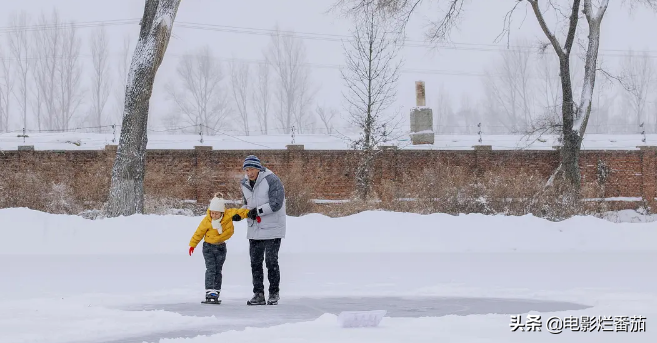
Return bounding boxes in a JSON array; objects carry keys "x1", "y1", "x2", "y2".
[{"x1": 202, "y1": 289, "x2": 221, "y2": 304}]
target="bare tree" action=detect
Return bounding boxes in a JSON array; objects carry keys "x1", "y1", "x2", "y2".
[
  {"x1": 337, "y1": 0, "x2": 657, "y2": 195},
  {"x1": 251, "y1": 62, "x2": 271, "y2": 134},
  {"x1": 454, "y1": 93, "x2": 479, "y2": 134},
  {"x1": 0, "y1": 47, "x2": 12, "y2": 132},
  {"x1": 341, "y1": 3, "x2": 402, "y2": 200},
  {"x1": 164, "y1": 45, "x2": 231, "y2": 135},
  {"x1": 0, "y1": 88, "x2": 5, "y2": 132},
  {"x1": 54, "y1": 22, "x2": 84, "y2": 131},
  {"x1": 433, "y1": 84, "x2": 453, "y2": 134},
  {"x1": 531, "y1": 0, "x2": 615, "y2": 193},
  {"x1": 229, "y1": 59, "x2": 250, "y2": 135},
  {"x1": 265, "y1": 27, "x2": 312, "y2": 134},
  {"x1": 31, "y1": 9, "x2": 63, "y2": 131},
  {"x1": 482, "y1": 41, "x2": 535, "y2": 133},
  {"x1": 112, "y1": 34, "x2": 132, "y2": 125},
  {"x1": 89, "y1": 25, "x2": 112, "y2": 132},
  {"x1": 527, "y1": 47, "x2": 586, "y2": 137},
  {"x1": 7, "y1": 12, "x2": 31, "y2": 131},
  {"x1": 294, "y1": 74, "x2": 318, "y2": 134},
  {"x1": 534, "y1": 50, "x2": 563, "y2": 131},
  {"x1": 619, "y1": 49, "x2": 655, "y2": 130},
  {"x1": 316, "y1": 105, "x2": 338, "y2": 134},
  {"x1": 651, "y1": 97, "x2": 657, "y2": 133},
  {"x1": 105, "y1": 0, "x2": 182, "y2": 217},
  {"x1": 29, "y1": 66, "x2": 43, "y2": 131},
  {"x1": 587, "y1": 74, "x2": 615, "y2": 134}
]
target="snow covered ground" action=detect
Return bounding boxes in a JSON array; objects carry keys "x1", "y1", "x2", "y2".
[
  {"x1": 1, "y1": 131, "x2": 655, "y2": 150},
  {"x1": 1, "y1": 208, "x2": 656, "y2": 342}
]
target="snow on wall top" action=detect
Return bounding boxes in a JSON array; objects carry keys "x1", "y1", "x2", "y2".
[{"x1": 0, "y1": 132, "x2": 655, "y2": 151}]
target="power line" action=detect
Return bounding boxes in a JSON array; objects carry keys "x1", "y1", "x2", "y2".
[
  {"x1": 0, "y1": 16, "x2": 655, "y2": 58},
  {"x1": 0, "y1": 50, "x2": 647, "y2": 79},
  {"x1": 174, "y1": 21, "x2": 657, "y2": 58},
  {"x1": 0, "y1": 51, "x2": 488, "y2": 77},
  {"x1": 0, "y1": 18, "x2": 139, "y2": 35}
]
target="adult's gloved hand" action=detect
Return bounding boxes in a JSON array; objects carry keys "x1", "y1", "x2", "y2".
[
  {"x1": 189, "y1": 246, "x2": 194, "y2": 256},
  {"x1": 248, "y1": 208, "x2": 258, "y2": 220},
  {"x1": 232, "y1": 214, "x2": 242, "y2": 221}
]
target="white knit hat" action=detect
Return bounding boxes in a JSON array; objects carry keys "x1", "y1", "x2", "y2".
[{"x1": 208, "y1": 196, "x2": 225, "y2": 212}]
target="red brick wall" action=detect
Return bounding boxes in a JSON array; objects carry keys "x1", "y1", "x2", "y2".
[{"x1": 1, "y1": 145, "x2": 655, "y2": 211}]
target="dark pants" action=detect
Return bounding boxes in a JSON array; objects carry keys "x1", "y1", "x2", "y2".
[
  {"x1": 249, "y1": 238, "x2": 281, "y2": 294},
  {"x1": 202, "y1": 241, "x2": 227, "y2": 290}
]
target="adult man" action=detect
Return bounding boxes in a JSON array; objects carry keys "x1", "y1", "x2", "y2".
[{"x1": 235, "y1": 155, "x2": 286, "y2": 305}]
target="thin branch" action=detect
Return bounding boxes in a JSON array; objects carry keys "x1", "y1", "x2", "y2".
[
  {"x1": 494, "y1": 1, "x2": 526, "y2": 47},
  {"x1": 527, "y1": 0, "x2": 567, "y2": 58},
  {"x1": 563, "y1": 0, "x2": 582, "y2": 54},
  {"x1": 426, "y1": 0, "x2": 465, "y2": 42}
]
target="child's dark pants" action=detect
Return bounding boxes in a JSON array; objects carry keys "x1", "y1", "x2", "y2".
[{"x1": 202, "y1": 241, "x2": 227, "y2": 290}]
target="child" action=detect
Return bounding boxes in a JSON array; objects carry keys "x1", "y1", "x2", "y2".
[{"x1": 189, "y1": 194, "x2": 250, "y2": 304}]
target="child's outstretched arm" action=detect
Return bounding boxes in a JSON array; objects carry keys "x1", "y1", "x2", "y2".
[
  {"x1": 227, "y1": 208, "x2": 251, "y2": 222},
  {"x1": 189, "y1": 216, "x2": 211, "y2": 254}
]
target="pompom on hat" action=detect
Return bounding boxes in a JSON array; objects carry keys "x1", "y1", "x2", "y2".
[{"x1": 208, "y1": 193, "x2": 226, "y2": 212}]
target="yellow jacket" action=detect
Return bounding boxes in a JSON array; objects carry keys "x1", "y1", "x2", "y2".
[{"x1": 189, "y1": 208, "x2": 251, "y2": 248}]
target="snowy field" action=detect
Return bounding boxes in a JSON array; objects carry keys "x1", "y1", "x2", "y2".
[
  {"x1": 1, "y1": 208, "x2": 657, "y2": 342},
  {"x1": 1, "y1": 131, "x2": 656, "y2": 150}
]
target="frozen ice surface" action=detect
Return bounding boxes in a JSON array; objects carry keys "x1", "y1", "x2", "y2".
[{"x1": 104, "y1": 296, "x2": 589, "y2": 342}]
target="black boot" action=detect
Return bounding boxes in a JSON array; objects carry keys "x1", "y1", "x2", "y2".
[
  {"x1": 247, "y1": 292, "x2": 266, "y2": 305},
  {"x1": 267, "y1": 292, "x2": 279, "y2": 305}
]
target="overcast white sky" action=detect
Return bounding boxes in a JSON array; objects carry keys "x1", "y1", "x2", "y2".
[{"x1": 2, "y1": 0, "x2": 657, "y2": 134}]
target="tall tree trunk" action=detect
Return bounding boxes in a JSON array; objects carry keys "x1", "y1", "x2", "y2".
[
  {"x1": 558, "y1": 55, "x2": 580, "y2": 191},
  {"x1": 527, "y1": 0, "x2": 582, "y2": 194},
  {"x1": 105, "y1": 0, "x2": 181, "y2": 217},
  {"x1": 561, "y1": 0, "x2": 607, "y2": 194}
]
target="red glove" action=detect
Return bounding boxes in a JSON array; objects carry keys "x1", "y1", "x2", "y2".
[
  {"x1": 189, "y1": 246, "x2": 194, "y2": 256},
  {"x1": 256, "y1": 216, "x2": 261, "y2": 223}
]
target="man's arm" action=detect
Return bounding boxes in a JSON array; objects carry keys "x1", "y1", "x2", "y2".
[
  {"x1": 228, "y1": 207, "x2": 251, "y2": 221},
  {"x1": 255, "y1": 174, "x2": 285, "y2": 216}
]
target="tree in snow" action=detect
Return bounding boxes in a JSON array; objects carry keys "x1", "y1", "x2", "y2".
[
  {"x1": 432, "y1": 84, "x2": 453, "y2": 134},
  {"x1": 251, "y1": 62, "x2": 271, "y2": 135},
  {"x1": 293, "y1": 74, "x2": 318, "y2": 134},
  {"x1": 105, "y1": 0, "x2": 182, "y2": 217},
  {"x1": 31, "y1": 9, "x2": 61, "y2": 132},
  {"x1": 0, "y1": 47, "x2": 13, "y2": 132},
  {"x1": 316, "y1": 105, "x2": 338, "y2": 134},
  {"x1": 619, "y1": 50, "x2": 655, "y2": 131},
  {"x1": 335, "y1": 0, "x2": 657, "y2": 197},
  {"x1": 88, "y1": 25, "x2": 112, "y2": 132},
  {"x1": 52, "y1": 21, "x2": 84, "y2": 131},
  {"x1": 28, "y1": 9, "x2": 84, "y2": 132},
  {"x1": 265, "y1": 27, "x2": 313, "y2": 134},
  {"x1": 163, "y1": 45, "x2": 231, "y2": 135},
  {"x1": 112, "y1": 34, "x2": 132, "y2": 125},
  {"x1": 7, "y1": 12, "x2": 31, "y2": 131},
  {"x1": 340, "y1": 3, "x2": 402, "y2": 200},
  {"x1": 229, "y1": 60, "x2": 251, "y2": 135},
  {"x1": 481, "y1": 39, "x2": 536, "y2": 134}
]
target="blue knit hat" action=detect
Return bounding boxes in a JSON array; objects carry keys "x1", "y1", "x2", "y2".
[{"x1": 243, "y1": 155, "x2": 265, "y2": 171}]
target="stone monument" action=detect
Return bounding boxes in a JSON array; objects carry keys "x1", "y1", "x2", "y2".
[{"x1": 410, "y1": 81, "x2": 434, "y2": 145}]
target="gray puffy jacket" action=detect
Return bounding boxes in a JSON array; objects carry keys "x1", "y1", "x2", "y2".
[{"x1": 240, "y1": 168, "x2": 286, "y2": 240}]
